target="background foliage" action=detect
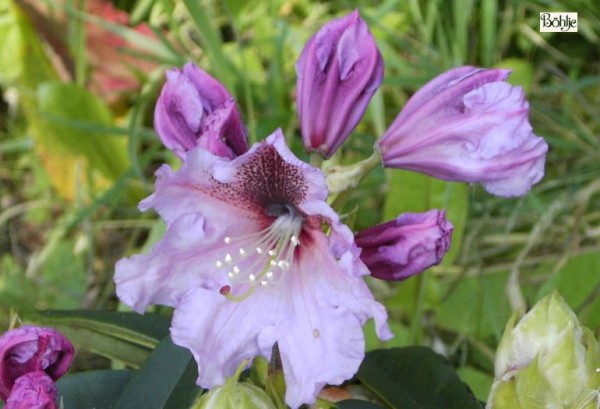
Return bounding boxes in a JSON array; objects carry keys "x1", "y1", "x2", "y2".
[{"x1": 1, "y1": 0, "x2": 599, "y2": 406}]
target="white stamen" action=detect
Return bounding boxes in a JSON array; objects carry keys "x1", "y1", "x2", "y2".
[{"x1": 213, "y1": 210, "x2": 304, "y2": 295}]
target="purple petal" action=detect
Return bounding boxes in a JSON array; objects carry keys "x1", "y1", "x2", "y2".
[
  {"x1": 378, "y1": 67, "x2": 548, "y2": 197},
  {"x1": 5, "y1": 372, "x2": 57, "y2": 409},
  {"x1": 355, "y1": 210, "x2": 453, "y2": 280},
  {"x1": 0, "y1": 327, "x2": 73, "y2": 401},
  {"x1": 296, "y1": 10, "x2": 383, "y2": 158}
]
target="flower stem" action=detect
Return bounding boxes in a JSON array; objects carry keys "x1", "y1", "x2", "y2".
[
  {"x1": 327, "y1": 150, "x2": 381, "y2": 211},
  {"x1": 410, "y1": 271, "x2": 429, "y2": 345}
]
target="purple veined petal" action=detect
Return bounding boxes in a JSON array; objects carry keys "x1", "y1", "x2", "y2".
[
  {"x1": 115, "y1": 128, "x2": 391, "y2": 408},
  {"x1": 171, "y1": 226, "x2": 390, "y2": 409},
  {"x1": 377, "y1": 66, "x2": 548, "y2": 197},
  {"x1": 154, "y1": 62, "x2": 249, "y2": 160},
  {"x1": 0, "y1": 326, "x2": 74, "y2": 402},
  {"x1": 296, "y1": 10, "x2": 384, "y2": 158},
  {"x1": 355, "y1": 209, "x2": 453, "y2": 280}
]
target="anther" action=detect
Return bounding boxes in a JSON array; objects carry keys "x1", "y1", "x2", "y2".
[
  {"x1": 249, "y1": 274, "x2": 256, "y2": 282},
  {"x1": 291, "y1": 235, "x2": 300, "y2": 246},
  {"x1": 227, "y1": 272, "x2": 235, "y2": 279},
  {"x1": 216, "y1": 260, "x2": 223, "y2": 268},
  {"x1": 260, "y1": 280, "x2": 268, "y2": 286},
  {"x1": 268, "y1": 250, "x2": 276, "y2": 256},
  {"x1": 224, "y1": 237, "x2": 231, "y2": 244},
  {"x1": 239, "y1": 248, "x2": 246, "y2": 256},
  {"x1": 256, "y1": 247, "x2": 263, "y2": 254},
  {"x1": 270, "y1": 260, "x2": 276, "y2": 266},
  {"x1": 233, "y1": 266, "x2": 240, "y2": 274},
  {"x1": 225, "y1": 254, "x2": 233, "y2": 264},
  {"x1": 266, "y1": 271, "x2": 274, "y2": 281}
]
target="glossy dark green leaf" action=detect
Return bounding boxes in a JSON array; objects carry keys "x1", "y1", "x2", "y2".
[
  {"x1": 337, "y1": 399, "x2": 387, "y2": 409},
  {"x1": 57, "y1": 370, "x2": 133, "y2": 409},
  {"x1": 113, "y1": 336, "x2": 201, "y2": 409},
  {"x1": 23, "y1": 310, "x2": 170, "y2": 367},
  {"x1": 357, "y1": 347, "x2": 482, "y2": 409}
]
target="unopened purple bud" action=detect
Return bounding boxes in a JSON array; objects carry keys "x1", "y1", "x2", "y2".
[
  {"x1": 377, "y1": 67, "x2": 548, "y2": 197},
  {"x1": 296, "y1": 10, "x2": 383, "y2": 158},
  {"x1": 5, "y1": 372, "x2": 58, "y2": 409},
  {"x1": 0, "y1": 326, "x2": 74, "y2": 401},
  {"x1": 154, "y1": 62, "x2": 248, "y2": 160},
  {"x1": 355, "y1": 209, "x2": 453, "y2": 280}
]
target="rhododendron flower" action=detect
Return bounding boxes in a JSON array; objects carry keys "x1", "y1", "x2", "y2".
[
  {"x1": 296, "y1": 10, "x2": 383, "y2": 158},
  {"x1": 114, "y1": 130, "x2": 391, "y2": 408},
  {"x1": 0, "y1": 326, "x2": 74, "y2": 402},
  {"x1": 5, "y1": 371, "x2": 58, "y2": 409},
  {"x1": 154, "y1": 62, "x2": 248, "y2": 160},
  {"x1": 355, "y1": 210, "x2": 453, "y2": 280},
  {"x1": 377, "y1": 66, "x2": 548, "y2": 197}
]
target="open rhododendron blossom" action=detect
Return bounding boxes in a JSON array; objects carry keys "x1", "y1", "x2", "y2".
[{"x1": 114, "y1": 130, "x2": 392, "y2": 408}]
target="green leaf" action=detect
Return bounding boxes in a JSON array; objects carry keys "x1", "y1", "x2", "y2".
[
  {"x1": 22, "y1": 310, "x2": 170, "y2": 367},
  {"x1": 536, "y1": 251, "x2": 600, "y2": 330},
  {"x1": 337, "y1": 400, "x2": 387, "y2": 409},
  {"x1": 35, "y1": 82, "x2": 130, "y2": 180},
  {"x1": 113, "y1": 336, "x2": 201, "y2": 409},
  {"x1": 57, "y1": 370, "x2": 133, "y2": 409},
  {"x1": 382, "y1": 171, "x2": 468, "y2": 266},
  {"x1": 357, "y1": 347, "x2": 482, "y2": 409}
]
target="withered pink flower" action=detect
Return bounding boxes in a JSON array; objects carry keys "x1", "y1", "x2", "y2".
[
  {"x1": 296, "y1": 10, "x2": 383, "y2": 158},
  {"x1": 154, "y1": 62, "x2": 248, "y2": 160},
  {"x1": 355, "y1": 210, "x2": 453, "y2": 280},
  {"x1": 377, "y1": 67, "x2": 548, "y2": 197}
]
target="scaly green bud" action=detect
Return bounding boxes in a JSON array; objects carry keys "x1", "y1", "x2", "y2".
[
  {"x1": 192, "y1": 361, "x2": 277, "y2": 409},
  {"x1": 487, "y1": 292, "x2": 600, "y2": 409}
]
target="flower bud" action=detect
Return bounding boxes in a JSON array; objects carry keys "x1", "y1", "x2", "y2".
[
  {"x1": 355, "y1": 209, "x2": 453, "y2": 280},
  {"x1": 192, "y1": 362, "x2": 277, "y2": 409},
  {"x1": 0, "y1": 326, "x2": 74, "y2": 401},
  {"x1": 154, "y1": 62, "x2": 248, "y2": 160},
  {"x1": 5, "y1": 372, "x2": 58, "y2": 409},
  {"x1": 296, "y1": 10, "x2": 383, "y2": 158},
  {"x1": 377, "y1": 66, "x2": 548, "y2": 197},
  {"x1": 487, "y1": 292, "x2": 600, "y2": 409}
]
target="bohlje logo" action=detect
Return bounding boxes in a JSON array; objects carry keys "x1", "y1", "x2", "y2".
[{"x1": 540, "y1": 12, "x2": 578, "y2": 32}]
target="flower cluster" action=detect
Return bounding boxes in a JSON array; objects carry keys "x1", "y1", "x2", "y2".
[
  {"x1": 114, "y1": 8, "x2": 547, "y2": 409},
  {"x1": 0, "y1": 326, "x2": 74, "y2": 409}
]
